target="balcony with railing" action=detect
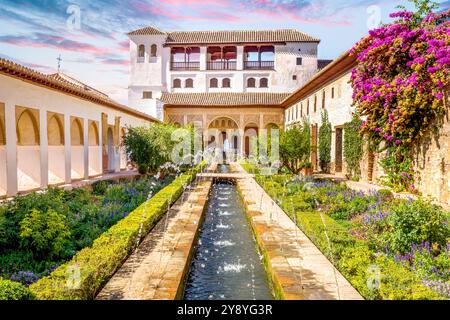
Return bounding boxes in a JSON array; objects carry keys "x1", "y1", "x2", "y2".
[
  {"x1": 170, "y1": 61, "x2": 200, "y2": 71},
  {"x1": 207, "y1": 61, "x2": 237, "y2": 70},
  {"x1": 244, "y1": 61, "x2": 274, "y2": 70}
]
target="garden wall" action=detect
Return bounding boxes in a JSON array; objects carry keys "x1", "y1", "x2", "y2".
[{"x1": 412, "y1": 96, "x2": 450, "y2": 206}]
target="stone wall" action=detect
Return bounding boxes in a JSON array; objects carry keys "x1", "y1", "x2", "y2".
[{"x1": 412, "y1": 100, "x2": 450, "y2": 205}]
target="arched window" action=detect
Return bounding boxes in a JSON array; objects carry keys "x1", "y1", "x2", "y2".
[
  {"x1": 71, "y1": 118, "x2": 84, "y2": 146},
  {"x1": 247, "y1": 78, "x2": 256, "y2": 88},
  {"x1": 138, "y1": 45, "x2": 145, "y2": 58},
  {"x1": 222, "y1": 78, "x2": 231, "y2": 88},
  {"x1": 150, "y1": 44, "x2": 157, "y2": 57},
  {"x1": 17, "y1": 109, "x2": 40, "y2": 146},
  {"x1": 47, "y1": 114, "x2": 64, "y2": 146},
  {"x1": 185, "y1": 78, "x2": 194, "y2": 88},
  {"x1": 88, "y1": 122, "x2": 99, "y2": 146},
  {"x1": 210, "y1": 78, "x2": 218, "y2": 88},
  {"x1": 173, "y1": 78, "x2": 181, "y2": 88},
  {"x1": 260, "y1": 78, "x2": 268, "y2": 88}
]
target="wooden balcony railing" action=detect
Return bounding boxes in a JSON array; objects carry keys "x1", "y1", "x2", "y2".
[
  {"x1": 207, "y1": 61, "x2": 237, "y2": 70},
  {"x1": 170, "y1": 62, "x2": 200, "y2": 71},
  {"x1": 244, "y1": 61, "x2": 274, "y2": 70}
]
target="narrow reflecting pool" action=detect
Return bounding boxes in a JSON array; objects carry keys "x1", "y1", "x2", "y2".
[{"x1": 184, "y1": 179, "x2": 273, "y2": 300}]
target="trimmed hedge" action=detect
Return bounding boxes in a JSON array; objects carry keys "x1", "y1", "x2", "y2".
[
  {"x1": 29, "y1": 167, "x2": 201, "y2": 300},
  {"x1": 0, "y1": 279, "x2": 33, "y2": 300}
]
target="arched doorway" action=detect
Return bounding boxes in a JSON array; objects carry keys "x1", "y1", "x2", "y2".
[
  {"x1": 208, "y1": 117, "x2": 239, "y2": 162},
  {"x1": 244, "y1": 123, "x2": 259, "y2": 159},
  {"x1": 107, "y1": 127, "x2": 115, "y2": 172},
  {"x1": 88, "y1": 121, "x2": 101, "y2": 176},
  {"x1": 70, "y1": 117, "x2": 84, "y2": 180},
  {"x1": 47, "y1": 113, "x2": 65, "y2": 185},
  {"x1": 16, "y1": 107, "x2": 41, "y2": 191}
]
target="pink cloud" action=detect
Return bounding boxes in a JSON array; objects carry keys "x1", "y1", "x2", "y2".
[
  {"x1": 100, "y1": 58, "x2": 129, "y2": 66},
  {"x1": 1, "y1": 34, "x2": 111, "y2": 55}
]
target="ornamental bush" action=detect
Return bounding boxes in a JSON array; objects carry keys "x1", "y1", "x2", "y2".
[
  {"x1": 20, "y1": 208, "x2": 70, "y2": 260},
  {"x1": 343, "y1": 117, "x2": 363, "y2": 180},
  {"x1": 0, "y1": 279, "x2": 33, "y2": 300},
  {"x1": 123, "y1": 123, "x2": 183, "y2": 174},
  {"x1": 319, "y1": 111, "x2": 332, "y2": 173},
  {"x1": 279, "y1": 119, "x2": 311, "y2": 174},
  {"x1": 350, "y1": 1, "x2": 450, "y2": 190},
  {"x1": 381, "y1": 199, "x2": 449, "y2": 254}
]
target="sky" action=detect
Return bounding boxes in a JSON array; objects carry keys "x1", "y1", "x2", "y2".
[{"x1": 0, "y1": 0, "x2": 449, "y2": 104}]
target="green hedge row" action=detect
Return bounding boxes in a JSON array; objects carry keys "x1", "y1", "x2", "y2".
[
  {"x1": 29, "y1": 167, "x2": 201, "y2": 300},
  {"x1": 0, "y1": 278, "x2": 33, "y2": 300}
]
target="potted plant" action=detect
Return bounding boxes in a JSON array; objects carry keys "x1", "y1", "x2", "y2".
[{"x1": 302, "y1": 162, "x2": 313, "y2": 176}]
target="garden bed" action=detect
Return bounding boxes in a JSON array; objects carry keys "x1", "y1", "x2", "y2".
[
  {"x1": 27, "y1": 166, "x2": 201, "y2": 300},
  {"x1": 252, "y1": 173, "x2": 449, "y2": 300},
  {"x1": 0, "y1": 165, "x2": 202, "y2": 300}
]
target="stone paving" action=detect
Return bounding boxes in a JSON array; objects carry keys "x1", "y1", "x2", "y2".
[
  {"x1": 234, "y1": 163, "x2": 363, "y2": 300},
  {"x1": 96, "y1": 177, "x2": 212, "y2": 300}
]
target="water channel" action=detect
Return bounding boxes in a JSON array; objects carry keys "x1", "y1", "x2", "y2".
[{"x1": 183, "y1": 165, "x2": 273, "y2": 300}]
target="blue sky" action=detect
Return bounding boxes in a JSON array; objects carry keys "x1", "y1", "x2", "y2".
[{"x1": 0, "y1": 0, "x2": 449, "y2": 103}]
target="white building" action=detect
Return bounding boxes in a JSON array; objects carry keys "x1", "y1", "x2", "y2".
[
  {"x1": 128, "y1": 27, "x2": 322, "y2": 120},
  {"x1": 0, "y1": 58, "x2": 158, "y2": 198}
]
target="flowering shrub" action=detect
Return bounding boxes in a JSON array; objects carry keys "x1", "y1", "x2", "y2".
[
  {"x1": 350, "y1": 2, "x2": 450, "y2": 190},
  {"x1": 255, "y1": 173, "x2": 449, "y2": 299},
  {"x1": 0, "y1": 176, "x2": 172, "y2": 286}
]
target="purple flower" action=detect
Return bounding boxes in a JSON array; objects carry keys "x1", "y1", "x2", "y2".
[{"x1": 434, "y1": 92, "x2": 444, "y2": 100}]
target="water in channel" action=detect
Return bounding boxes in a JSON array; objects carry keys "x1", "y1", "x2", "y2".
[{"x1": 184, "y1": 170, "x2": 273, "y2": 300}]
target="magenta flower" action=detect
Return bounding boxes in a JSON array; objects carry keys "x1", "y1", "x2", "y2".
[{"x1": 435, "y1": 92, "x2": 444, "y2": 100}]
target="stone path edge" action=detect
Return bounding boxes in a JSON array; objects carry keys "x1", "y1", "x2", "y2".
[
  {"x1": 236, "y1": 183, "x2": 286, "y2": 300},
  {"x1": 175, "y1": 180, "x2": 212, "y2": 299}
]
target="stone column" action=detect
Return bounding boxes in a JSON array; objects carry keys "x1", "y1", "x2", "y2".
[
  {"x1": 101, "y1": 113, "x2": 108, "y2": 172},
  {"x1": 239, "y1": 129, "x2": 245, "y2": 158},
  {"x1": 64, "y1": 113, "x2": 72, "y2": 184},
  {"x1": 5, "y1": 101, "x2": 17, "y2": 196},
  {"x1": 237, "y1": 46, "x2": 244, "y2": 70},
  {"x1": 200, "y1": 46, "x2": 207, "y2": 71},
  {"x1": 83, "y1": 118, "x2": 89, "y2": 179},
  {"x1": 39, "y1": 108, "x2": 48, "y2": 188},
  {"x1": 98, "y1": 115, "x2": 103, "y2": 175},
  {"x1": 114, "y1": 116, "x2": 121, "y2": 173}
]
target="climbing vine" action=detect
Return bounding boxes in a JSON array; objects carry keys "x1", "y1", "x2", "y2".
[
  {"x1": 350, "y1": 0, "x2": 450, "y2": 191},
  {"x1": 343, "y1": 117, "x2": 364, "y2": 180},
  {"x1": 318, "y1": 110, "x2": 332, "y2": 172}
]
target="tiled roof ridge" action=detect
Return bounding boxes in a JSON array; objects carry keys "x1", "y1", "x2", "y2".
[
  {"x1": 161, "y1": 92, "x2": 291, "y2": 106},
  {"x1": 129, "y1": 27, "x2": 320, "y2": 43},
  {"x1": 0, "y1": 58, "x2": 159, "y2": 122}
]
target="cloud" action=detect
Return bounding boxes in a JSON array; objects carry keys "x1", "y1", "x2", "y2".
[
  {"x1": 0, "y1": 53, "x2": 55, "y2": 74},
  {"x1": 0, "y1": 33, "x2": 109, "y2": 54}
]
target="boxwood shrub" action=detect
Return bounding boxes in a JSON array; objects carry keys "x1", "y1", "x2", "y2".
[
  {"x1": 29, "y1": 167, "x2": 201, "y2": 300},
  {"x1": 0, "y1": 278, "x2": 33, "y2": 300}
]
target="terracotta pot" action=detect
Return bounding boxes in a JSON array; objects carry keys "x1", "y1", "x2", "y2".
[{"x1": 303, "y1": 167, "x2": 313, "y2": 176}]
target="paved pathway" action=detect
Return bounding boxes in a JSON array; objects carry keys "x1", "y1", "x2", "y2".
[
  {"x1": 96, "y1": 178, "x2": 212, "y2": 300},
  {"x1": 234, "y1": 163, "x2": 363, "y2": 300}
]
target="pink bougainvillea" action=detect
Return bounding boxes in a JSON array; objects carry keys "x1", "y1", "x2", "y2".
[
  {"x1": 350, "y1": 7, "x2": 450, "y2": 191},
  {"x1": 351, "y1": 9, "x2": 450, "y2": 149}
]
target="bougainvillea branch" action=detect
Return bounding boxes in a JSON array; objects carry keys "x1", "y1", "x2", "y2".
[{"x1": 350, "y1": 4, "x2": 450, "y2": 191}]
